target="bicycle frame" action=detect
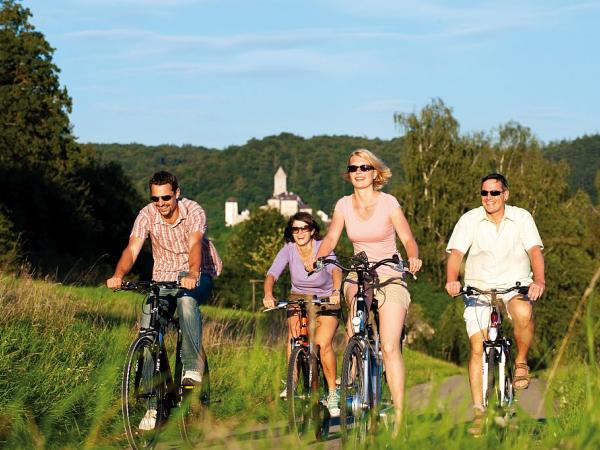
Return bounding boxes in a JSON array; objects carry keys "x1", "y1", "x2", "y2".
[
  {"x1": 481, "y1": 292, "x2": 512, "y2": 408},
  {"x1": 462, "y1": 283, "x2": 529, "y2": 410},
  {"x1": 316, "y1": 253, "x2": 411, "y2": 420}
]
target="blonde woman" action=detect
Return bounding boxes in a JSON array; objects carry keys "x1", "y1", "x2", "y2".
[{"x1": 305, "y1": 149, "x2": 422, "y2": 432}]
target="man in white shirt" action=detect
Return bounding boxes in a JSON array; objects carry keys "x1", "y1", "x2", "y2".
[{"x1": 445, "y1": 173, "x2": 545, "y2": 432}]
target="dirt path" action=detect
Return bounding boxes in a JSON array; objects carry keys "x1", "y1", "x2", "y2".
[
  {"x1": 406, "y1": 374, "x2": 551, "y2": 423},
  {"x1": 158, "y1": 374, "x2": 551, "y2": 448}
]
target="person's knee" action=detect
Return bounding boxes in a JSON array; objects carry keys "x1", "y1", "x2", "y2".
[
  {"x1": 381, "y1": 341, "x2": 400, "y2": 358},
  {"x1": 510, "y1": 304, "x2": 533, "y2": 329},
  {"x1": 179, "y1": 295, "x2": 200, "y2": 317},
  {"x1": 315, "y1": 339, "x2": 333, "y2": 354},
  {"x1": 470, "y1": 341, "x2": 484, "y2": 359}
]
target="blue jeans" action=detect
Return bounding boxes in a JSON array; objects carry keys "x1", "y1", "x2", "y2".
[{"x1": 140, "y1": 274, "x2": 213, "y2": 372}]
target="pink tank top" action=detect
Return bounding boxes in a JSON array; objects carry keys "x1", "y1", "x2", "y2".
[{"x1": 334, "y1": 192, "x2": 401, "y2": 276}]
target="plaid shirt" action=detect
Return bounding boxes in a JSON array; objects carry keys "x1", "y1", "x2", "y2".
[{"x1": 131, "y1": 198, "x2": 222, "y2": 281}]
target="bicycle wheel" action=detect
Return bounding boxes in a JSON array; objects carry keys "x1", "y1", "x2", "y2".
[
  {"x1": 287, "y1": 346, "x2": 311, "y2": 437},
  {"x1": 122, "y1": 335, "x2": 167, "y2": 450},
  {"x1": 310, "y1": 346, "x2": 330, "y2": 441},
  {"x1": 485, "y1": 347, "x2": 499, "y2": 409},
  {"x1": 340, "y1": 337, "x2": 369, "y2": 445},
  {"x1": 178, "y1": 349, "x2": 210, "y2": 448}
]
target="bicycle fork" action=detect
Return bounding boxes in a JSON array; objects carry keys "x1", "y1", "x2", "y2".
[{"x1": 482, "y1": 343, "x2": 510, "y2": 407}]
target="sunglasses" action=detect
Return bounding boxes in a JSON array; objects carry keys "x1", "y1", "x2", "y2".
[
  {"x1": 347, "y1": 164, "x2": 375, "y2": 173},
  {"x1": 480, "y1": 190, "x2": 504, "y2": 197},
  {"x1": 291, "y1": 225, "x2": 312, "y2": 234},
  {"x1": 151, "y1": 195, "x2": 173, "y2": 202}
]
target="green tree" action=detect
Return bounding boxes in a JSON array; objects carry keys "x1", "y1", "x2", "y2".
[
  {"x1": 214, "y1": 208, "x2": 287, "y2": 309},
  {"x1": 393, "y1": 98, "x2": 488, "y2": 283},
  {"x1": 0, "y1": 1, "x2": 142, "y2": 279}
]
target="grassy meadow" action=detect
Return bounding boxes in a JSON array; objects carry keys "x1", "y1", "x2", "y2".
[{"x1": 0, "y1": 272, "x2": 598, "y2": 449}]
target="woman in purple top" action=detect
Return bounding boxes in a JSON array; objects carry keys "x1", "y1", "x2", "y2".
[{"x1": 263, "y1": 212, "x2": 343, "y2": 417}]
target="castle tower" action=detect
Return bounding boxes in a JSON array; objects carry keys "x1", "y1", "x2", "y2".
[
  {"x1": 225, "y1": 197, "x2": 238, "y2": 227},
  {"x1": 273, "y1": 166, "x2": 287, "y2": 196}
]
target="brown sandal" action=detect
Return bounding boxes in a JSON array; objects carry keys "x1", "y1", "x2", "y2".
[
  {"x1": 513, "y1": 363, "x2": 530, "y2": 390},
  {"x1": 467, "y1": 406, "x2": 485, "y2": 437}
]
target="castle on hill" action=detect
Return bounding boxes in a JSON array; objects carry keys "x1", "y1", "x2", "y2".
[{"x1": 225, "y1": 167, "x2": 330, "y2": 226}]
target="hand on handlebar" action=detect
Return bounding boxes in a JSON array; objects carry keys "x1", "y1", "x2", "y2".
[
  {"x1": 263, "y1": 293, "x2": 277, "y2": 309},
  {"x1": 180, "y1": 275, "x2": 198, "y2": 290},
  {"x1": 527, "y1": 281, "x2": 545, "y2": 301},
  {"x1": 407, "y1": 256, "x2": 422, "y2": 274},
  {"x1": 445, "y1": 280, "x2": 462, "y2": 297},
  {"x1": 106, "y1": 276, "x2": 123, "y2": 289},
  {"x1": 329, "y1": 292, "x2": 340, "y2": 305}
]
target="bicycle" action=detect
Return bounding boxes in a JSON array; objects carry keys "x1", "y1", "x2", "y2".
[
  {"x1": 457, "y1": 283, "x2": 530, "y2": 424},
  {"x1": 265, "y1": 297, "x2": 332, "y2": 440},
  {"x1": 314, "y1": 252, "x2": 413, "y2": 444},
  {"x1": 118, "y1": 281, "x2": 210, "y2": 450}
]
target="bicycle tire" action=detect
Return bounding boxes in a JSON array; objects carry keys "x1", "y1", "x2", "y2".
[
  {"x1": 287, "y1": 346, "x2": 311, "y2": 437},
  {"x1": 485, "y1": 347, "x2": 499, "y2": 409},
  {"x1": 178, "y1": 350, "x2": 210, "y2": 448},
  {"x1": 122, "y1": 335, "x2": 167, "y2": 450},
  {"x1": 340, "y1": 337, "x2": 369, "y2": 445},
  {"x1": 310, "y1": 346, "x2": 330, "y2": 441}
]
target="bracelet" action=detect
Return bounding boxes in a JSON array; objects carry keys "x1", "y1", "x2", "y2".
[{"x1": 331, "y1": 289, "x2": 340, "y2": 295}]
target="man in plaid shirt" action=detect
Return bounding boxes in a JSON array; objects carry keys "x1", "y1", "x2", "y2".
[{"x1": 107, "y1": 171, "x2": 221, "y2": 430}]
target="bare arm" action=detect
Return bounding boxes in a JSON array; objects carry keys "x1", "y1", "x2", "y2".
[
  {"x1": 390, "y1": 206, "x2": 422, "y2": 273},
  {"x1": 304, "y1": 209, "x2": 345, "y2": 271},
  {"x1": 106, "y1": 236, "x2": 145, "y2": 288},
  {"x1": 527, "y1": 245, "x2": 545, "y2": 301},
  {"x1": 181, "y1": 231, "x2": 203, "y2": 290},
  {"x1": 329, "y1": 268, "x2": 343, "y2": 305},
  {"x1": 263, "y1": 274, "x2": 277, "y2": 308},
  {"x1": 445, "y1": 249, "x2": 465, "y2": 296}
]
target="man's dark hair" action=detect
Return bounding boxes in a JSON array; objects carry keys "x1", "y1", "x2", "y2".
[
  {"x1": 284, "y1": 212, "x2": 322, "y2": 243},
  {"x1": 481, "y1": 173, "x2": 508, "y2": 190},
  {"x1": 149, "y1": 171, "x2": 179, "y2": 192}
]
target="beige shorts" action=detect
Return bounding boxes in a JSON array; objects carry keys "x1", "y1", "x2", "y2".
[
  {"x1": 343, "y1": 273, "x2": 411, "y2": 311},
  {"x1": 463, "y1": 292, "x2": 527, "y2": 337}
]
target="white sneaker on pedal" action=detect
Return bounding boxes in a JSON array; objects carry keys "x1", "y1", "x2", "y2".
[
  {"x1": 182, "y1": 369, "x2": 203, "y2": 386},
  {"x1": 280, "y1": 380, "x2": 287, "y2": 399},
  {"x1": 138, "y1": 408, "x2": 157, "y2": 431},
  {"x1": 326, "y1": 389, "x2": 340, "y2": 418}
]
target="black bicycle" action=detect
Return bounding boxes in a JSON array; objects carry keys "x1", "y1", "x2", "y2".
[
  {"x1": 118, "y1": 281, "x2": 210, "y2": 450},
  {"x1": 457, "y1": 283, "x2": 530, "y2": 422},
  {"x1": 265, "y1": 297, "x2": 332, "y2": 440},
  {"x1": 315, "y1": 252, "x2": 413, "y2": 445}
]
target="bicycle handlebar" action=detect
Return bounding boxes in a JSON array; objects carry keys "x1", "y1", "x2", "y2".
[
  {"x1": 117, "y1": 280, "x2": 180, "y2": 292},
  {"x1": 313, "y1": 252, "x2": 416, "y2": 280},
  {"x1": 263, "y1": 298, "x2": 331, "y2": 312},
  {"x1": 457, "y1": 283, "x2": 530, "y2": 297}
]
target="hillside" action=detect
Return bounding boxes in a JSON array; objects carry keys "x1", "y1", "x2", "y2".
[
  {"x1": 91, "y1": 132, "x2": 600, "y2": 242},
  {"x1": 89, "y1": 133, "x2": 405, "y2": 236}
]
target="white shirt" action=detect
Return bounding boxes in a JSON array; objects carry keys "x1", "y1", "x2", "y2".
[{"x1": 446, "y1": 205, "x2": 543, "y2": 289}]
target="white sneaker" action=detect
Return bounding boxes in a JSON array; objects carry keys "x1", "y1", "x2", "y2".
[
  {"x1": 138, "y1": 408, "x2": 157, "y2": 431},
  {"x1": 280, "y1": 387, "x2": 287, "y2": 399},
  {"x1": 182, "y1": 369, "x2": 202, "y2": 386},
  {"x1": 326, "y1": 390, "x2": 340, "y2": 418}
]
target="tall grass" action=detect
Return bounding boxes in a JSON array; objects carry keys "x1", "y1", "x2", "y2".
[{"x1": 0, "y1": 268, "x2": 598, "y2": 448}]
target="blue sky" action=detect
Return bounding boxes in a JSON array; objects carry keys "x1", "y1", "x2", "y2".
[{"x1": 23, "y1": 0, "x2": 600, "y2": 149}]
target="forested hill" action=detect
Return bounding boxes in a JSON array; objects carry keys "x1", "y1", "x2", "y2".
[
  {"x1": 544, "y1": 134, "x2": 600, "y2": 203},
  {"x1": 90, "y1": 134, "x2": 405, "y2": 235},
  {"x1": 91, "y1": 131, "x2": 599, "y2": 236}
]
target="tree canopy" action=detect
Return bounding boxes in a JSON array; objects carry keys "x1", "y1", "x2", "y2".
[{"x1": 0, "y1": 0, "x2": 143, "y2": 279}]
